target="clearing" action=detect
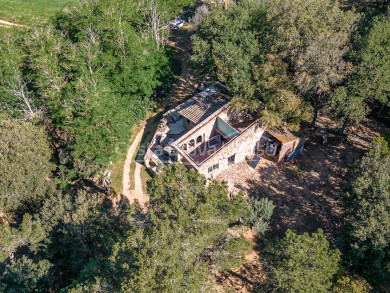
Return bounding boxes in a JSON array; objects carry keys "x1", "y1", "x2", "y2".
[
  {"x1": 214, "y1": 115, "x2": 384, "y2": 292},
  {"x1": 0, "y1": 0, "x2": 74, "y2": 25}
]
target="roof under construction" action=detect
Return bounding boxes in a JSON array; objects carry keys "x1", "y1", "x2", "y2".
[{"x1": 268, "y1": 126, "x2": 301, "y2": 144}]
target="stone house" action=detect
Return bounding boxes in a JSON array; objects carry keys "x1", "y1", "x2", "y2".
[{"x1": 144, "y1": 83, "x2": 304, "y2": 178}]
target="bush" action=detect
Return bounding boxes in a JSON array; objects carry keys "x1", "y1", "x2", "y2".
[
  {"x1": 370, "y1": 132, "x2": 390, "y2": 156},
  {"x1": 247, "y1": 197, "x2": 275, "y2": 234},
  {"x1": 333, "y1": 276, "x2": 371, "y2": 293}
]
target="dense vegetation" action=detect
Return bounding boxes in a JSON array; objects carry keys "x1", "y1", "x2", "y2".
[
  {"x1": 0, "y1": 0, "x2": 195, "y2": 176},
  {"x1": 342, "y1": 145, "x2": 390, "y2": 285},
  {"x1": 192, "y1": 0, "x2": 390, "y2": 132},
  {"x1": 191, "y1": 0, "x2": 360, "y2": 130},
  {"x1": 1, "y1": 0, "x2": 390, "y2": 291}
]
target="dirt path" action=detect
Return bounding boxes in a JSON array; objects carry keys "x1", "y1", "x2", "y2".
[
  {"x1": 163, "y1": 31, "x2": 197, "y2": 107},
  {"x1": 120, "y1": 28, "x2": 197, "y2": 207},
  {"x1": 0, "y1": 19, "x2": 22, "y2": 27},
  {"x1": 121, "y1": 124, "x2": 147, "y2": 205}
]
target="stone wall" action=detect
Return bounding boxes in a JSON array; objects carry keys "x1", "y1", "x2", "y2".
[
  {"x1": 197, "y1": 124, "x2": 264, "y2": 178},
  {"x1": 278, "y1": 140, "x2": 299, "y2": 162}
]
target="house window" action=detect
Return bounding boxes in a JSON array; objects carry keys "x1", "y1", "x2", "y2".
[
  {"x1": 182, "y1": 143, "x2": 187, "y2": 151},
  {"x1": 189, "y1": 139, "x2": 195, "y2": 147},
  {"x1": 187, "y1": 119, "x2": 191, "y2": 124},
  {"x1": 228, "y1": 154, "x2": 235, "y2": 165},
  {"x1": 208, "y1": 163, "x2": 219, "y2": 173},
  {"x1": 196, "y1": 135, "x2": 203, "y2": 144}
]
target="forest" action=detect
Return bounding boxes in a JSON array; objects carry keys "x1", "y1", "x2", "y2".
[{"x1": 0, "y1": 0, "x2": 390, "y2": 292}]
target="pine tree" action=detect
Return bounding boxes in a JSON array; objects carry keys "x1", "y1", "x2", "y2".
[
  {"x1": 267, "y1": 229, "x2": 340, "y2": 292},
  {"x1": 343, "y1": 147, "x2": 390, "y2": 284}
]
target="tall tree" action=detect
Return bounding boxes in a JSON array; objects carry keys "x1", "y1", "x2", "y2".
[
  {"x1": 191, "y1": 0, "x2": 359, "y2": 129},
  {"x1": 264, "y1": 0, "x2": 360, "y2": 126},
  {"x1": 330, "y1": 82, "x2": 369, "y2": 134},
  {"x1": 0, "y1": 121, "x2": 54, "y2": 217},
  {"x1": 343, "y1": 147, "x2": 390, "y2": 285},
  {"x1": 266, "y1": 229, "x2": 341, "y2": 292},
  {"x1": 0, "y1": 214, "x2": 46, "y2": 263},
  {"x1": 0, "y1": 32, "x2": 39, "y2": 121},
  {"x1": 0, "y1": 0, "x2": 194, "y2": 177},
  {"x1": 191, "y1": 0, "x2": 309, "y2": 129},
  {"x1": 191, "y1": 1, "x2": 268, "y2": 110},
  {"x1": 0, "y1": 256, "x2": 53, "y2": 293},
  {"x1": 39, "y1": 190, "x2": 126, "y2": 288},
  {"x1": 355, "y1": 15, "x2": 390, "y2": 117}
]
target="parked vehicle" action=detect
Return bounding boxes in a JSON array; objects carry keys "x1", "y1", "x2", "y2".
[{"x1": 169, "y1": 19, "x2": 185, "y2": 30}]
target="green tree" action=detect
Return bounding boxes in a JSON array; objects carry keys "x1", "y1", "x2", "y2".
[
  {"x1": 266, "y1": 229, "x2": 340, "y2": 292},
  {"x1": 331, "y1": 83, "x2": 369, "y2": 133},
  {"x1": 39, "y1": 190, "x2": 126, "y2": 286},
  {"x1": 264, "y1": 0, "x2": 360, "y2": 126},
  {"x1": 191, "y1": 0, "x2": 359, "y2": 129},
  {"x1": 355, "y1": 15, "x2": 390, "y2": 117},
  {"x1": 0, "y1": 31, "x2": 37, "y2": 121},
  {"x1": 106, "y1": 164, "x2": 250, "y2": 292},
  {"x1": 0, "y1": 214, "x2": 46, "y2": 263},
  {"x1": 330, "y1": 15, "x2": 390, "y2": 132},
  {"x1": 29, "y1": 2, "x2": 163, "y2": 170},
  {"x1": 191, "y1": 0, "x2": 309, "y2": 129},
  {"x1": 343, "y1": 148, "x2": 390, "y2": 284},
  {"x1": 0, "y1": 0, "x2": 191, "y2": 176},
  {"x1": 191, "y1": 0, "x2": 268, "y2": 110},
  {"x1": 0, "y1": 121, "x2": 54, "y2": 216},
  {"x1": 0, "y1": 256, "x2": 53, "y2": 293}
]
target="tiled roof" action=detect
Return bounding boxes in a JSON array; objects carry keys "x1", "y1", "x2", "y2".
[{"x1": 178, "y1": 94, "x2": 229, "y2": 124}]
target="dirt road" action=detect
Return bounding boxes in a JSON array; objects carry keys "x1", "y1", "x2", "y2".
[
  {"x1": 163, "y1": 31, "x2": 197, "y2": 106},
  {"x1": 120, "y1": 28, "x2": 196, "y2": 207},
  {"x1": 121, "y1": 124, "x2": 148, "y2": 205}
]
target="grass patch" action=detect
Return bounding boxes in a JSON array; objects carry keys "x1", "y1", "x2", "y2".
[
  {"x1": 141, "y1": 165, "x2": 153, "y2": 195},
  {"x1": 0, "y1": 0, "x2": 75, "y2": 25},
  {"x1": 129, "y1": 161, "x2": 137, "y2": 190},
  {"x1": 130, "y1": 130, "x2": 150, "y2": 190}
]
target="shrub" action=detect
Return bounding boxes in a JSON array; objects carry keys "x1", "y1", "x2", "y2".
[
  {"x1": 333, "y1": 276, "x2": 371, "y2": 293},
  {"x1": 247, "y1": 197, "x2": 275, "y2": 234}
]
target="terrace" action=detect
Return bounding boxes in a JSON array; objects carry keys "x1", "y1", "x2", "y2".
[
  {"x1": 185, "y1": 116, "x2": 243, "y2": 164},
  {"x1": 225, "y1": 111, "x2": 262, "y2": 133},
  {"x1": 187, "y1": 133, "x2": 227, "y2": 164}
]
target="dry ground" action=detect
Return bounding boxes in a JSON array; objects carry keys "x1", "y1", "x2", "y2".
[
  {"x1": 214, "y1": 115, "x2": 385, "y2": 292},
  {"x1": 119, "y1": 123, "x2": 148, "y2": 206}
]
